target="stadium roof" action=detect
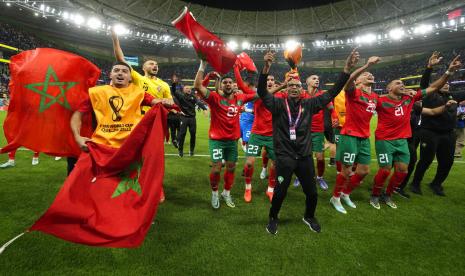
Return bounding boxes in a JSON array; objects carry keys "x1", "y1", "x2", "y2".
[{"x1": 74, "y1": 0, "x2": 464, "y2": 40}]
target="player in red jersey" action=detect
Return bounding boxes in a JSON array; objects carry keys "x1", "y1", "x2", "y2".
[
  {"x1": 370, "y1": 55, "x2": 462, "y2": 209},
  {"x1": 307, "y1": 75, "x2": 337, "y2": 190},
  {"x1": 194, "y1": 60, "x2": 257, "y2": 209},
  {"x1": 330, "y1": 56, "x2": 381, "y2": 214}
]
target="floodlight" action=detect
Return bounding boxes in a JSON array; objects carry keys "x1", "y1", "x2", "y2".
[
  {"x1": 285, "y1": 40, "x2": 299, "y2": 51},
  {"x1": 227, "y1": 41, "x2": 238, "y2": 51},
  {"x1": 87, "y1": 18, "x2": 101, "y2": 29},
  {"x1": 113, "y1": 24, "x2": 129, "y2": 35},
  {"x1": 389, "y1": 28, "x2": 404, "y2": 40},
  {"x1": 241, "y1": 41, "x2": 250, "y2": 50}
]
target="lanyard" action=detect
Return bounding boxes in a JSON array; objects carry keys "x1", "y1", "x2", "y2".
[{"x1": 285, "y1": 98, "x2": 302, "y2": 127}]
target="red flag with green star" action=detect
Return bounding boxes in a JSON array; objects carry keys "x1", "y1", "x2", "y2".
[
  {"x1": 30, "y1": 105, "x2": 167, "y2": 248},
  {"x1": 172, "y1": 7, "x2": 237, "y2": 75},
  {"x1": 0, "y1": 48, "x2": 100, "y2": 157}
]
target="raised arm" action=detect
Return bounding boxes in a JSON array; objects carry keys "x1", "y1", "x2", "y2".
[
  {"x1": 111, "y1": 29, "x2": 127, "y2": 64},
  {"x1": 257, "y1": 51, "x2": 277, "y2": 112},
  {"x1": 343, "y1": 54, "x2": 380, "y2": 92},
  {"x1": 193, "y1": 60, "x2": 209, "y2": 98},
  {"x1": 233, "y1": 65, "x2": 255, "y2": 94},
  {"x1": 425, "y1": 55, "x2": 462, "y2": 94},
  {"x1": 422, "y1": 100, "x2": 457, "y2": 115},
  {"x1": 420, "y1": 52, "x2": 442, "y2": 89}
]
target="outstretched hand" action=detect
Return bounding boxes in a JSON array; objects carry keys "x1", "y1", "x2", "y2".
[
  {"x1": 428, "y1": 51, "x2": 443, "y2": 68},
  {"x1": 402, "y1": 89, "x2": 417, "y2": 97},
  {"x1": 366, "y1": 56, "x2": 381, "y2": 66},
  {"x1": 448, "y1": 55, "x2": 462, "y2": 72},
  {"x1": 344, "y1": 48, "x2": 360, "y2": 72},
  {"x1": 264, "y1": 51, "x2": 275, "y2": 66}
]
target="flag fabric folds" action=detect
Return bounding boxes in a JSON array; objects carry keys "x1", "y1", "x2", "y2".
[
  {"x1": 172, "y1": 7, "x2": 237, "y2": 75},
  {"x1": 1, "y1": 48, "x2": 100, "y2": 157},
  {"x1": 235, "y1": 52, "x2": 257, "y2": 73},
  {"x1": 30, "y1": 105, "x2": 167, "y2": 248}
]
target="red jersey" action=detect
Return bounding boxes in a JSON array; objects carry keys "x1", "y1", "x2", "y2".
[
  {"x1": 251, "y1": 99, "x2": 272, "y2": 136},
  {"x1": 204, "y1": 90, "x2": 256, "y2": 140},
  {"x1": 341, "y1": 87, "x2": 379, "y2": 138},
  {"x1": 306, "y1": 89, "x2": 333, "y2": 133},
  {"x1": 375, "y1": 89, "x2": 425, "y2": 140}
]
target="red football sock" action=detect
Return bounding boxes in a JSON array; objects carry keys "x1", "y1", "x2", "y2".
[
  {"x1": 333, "y1": 173, "x2": 347, "y2": 197},
  {"x1": 336, "y1": 161, "x2": 342, "y2": 173},
  {"x1": 223, "y1": 170, "x2": 235, "y2": 191},
  {"x1": 262, "y1": 151, "x2": 269, "y2": 168},
  {"x1": 343, "y1": 173, "x2": 365, "y2": 194},
  {"x1": 33, "y1": 152, "x2": 39, "y2": 158},
  {"x1": 317, "y1": 159, "x2": 325, "y2": 177},
  {"x1": 209, "y1": 172, "x2": 221, "y2": 191},
  {"x1": 243, "y1": 164, "x2": 254, "y2": 185},
  {"x1": 268, "y1": 166, "x2": 276, "y2": 188},
  {"x1": 8, "y1": 150, "x2": 16, "y2": 160},
  {"x1": 386, "y1": 171, "x2": 408, "y2": 196},
  {"x1": 372, "y1": 169, "x2": 391, "y2": 196}
]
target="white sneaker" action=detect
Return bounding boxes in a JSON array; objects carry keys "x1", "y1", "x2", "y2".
[
  {"x1": 330, "y1": 196, "x2": 347, "y2": 214},
  {"x1": 260, "y1": 167, "x2": 267, "y2": 179},
  {"x1": 221, "y1": 191, "x2": 236, "y2": 208},
  {"x1": 54, "y1": 157, "x2": 62, "y2": 161},
  {"x1": 341, "y1": 193, "x2": 357, "y2": 208},
  {"x1": 211, "y1": 193, "x2": 220, "y2": 209},
  {"x1": 0, "y1": 159, "x2": 15, "y2": 169},
  {"x1": 32, "y1": 157, "x2": 39, "y2": 166}
]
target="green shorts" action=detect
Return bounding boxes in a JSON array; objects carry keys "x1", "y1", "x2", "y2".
[
  {"x1": 334, "y1": 128, "x2": 341, "y2": 145},
  {"x1": 311, "y1": 132, "x2": 325, "y2": 153},
  {"x1": 209, "y1": 139, "x2": 238, "y2": 163},
  {"x1": 375, "y1": 139, "x2": 410, "y2": 167},
  {"x1": 336, "y1": 134, "x2": 371, "y2": 165},
  {"x1": 245, "y1": 134, "x2": 276, "y2": 161}
]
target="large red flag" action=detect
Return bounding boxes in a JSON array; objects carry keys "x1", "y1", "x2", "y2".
[
  {"x1": 172, "y1": 7, "x2": 237, "y2": 75},
  {"x1": 30, "y1": 105, "x2": 167, "y2": 248},
  {"x1": 1, "y1": 48, "x2": 100, "y2": 157}
]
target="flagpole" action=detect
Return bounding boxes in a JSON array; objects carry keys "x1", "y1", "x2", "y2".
[{"x1": 0, "y1": 232, "x2": 27, "y2": 255}]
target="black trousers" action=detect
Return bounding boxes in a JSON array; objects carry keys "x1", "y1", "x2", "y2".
[
  {"x1": 67, "y1": 157, "x2": 77, "y2": 175},
  {"x1": 411, "y1": 128, "x2": 456, "y2": 189},
  {"x1": 177, "y1": 116, "x2": 197, "y2": 153},
  {"x1": 269, "y1": 156, "x2": 318, "y2": 219},
  {"x1": 167, "y1": 113, "x2": 180, "y2": 143},
  {"x1": 399, "y1": 131, "x2": 421, "y2": 190}
]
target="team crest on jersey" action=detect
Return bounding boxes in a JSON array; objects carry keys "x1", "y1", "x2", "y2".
[
  {"x1": 278, "y1": 176, "x2": 284, "y2": 184},
  {"x1": 366, "y1": 101, "x2": 376, "y2": 113},
  {"x1": 421, "y1": 142, "x2": 427, "y2": 148}
]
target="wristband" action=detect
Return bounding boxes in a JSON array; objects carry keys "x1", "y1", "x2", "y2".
[{"x1": 445, "y1": 70, "x2": 454, "y2": 76}]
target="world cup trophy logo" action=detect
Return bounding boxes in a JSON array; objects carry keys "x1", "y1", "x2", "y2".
[{"x1": 109, "y1": 96, "x2": 124, "y2": 122}]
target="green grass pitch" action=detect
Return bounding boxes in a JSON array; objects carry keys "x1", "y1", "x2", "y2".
[{"x1": 0, "y1": 110, "x2": 464, "y2": 275}]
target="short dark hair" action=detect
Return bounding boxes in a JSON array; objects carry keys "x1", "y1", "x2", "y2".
[{"x1": 112, "y1": 61, "x2": 131, "y2": 71}]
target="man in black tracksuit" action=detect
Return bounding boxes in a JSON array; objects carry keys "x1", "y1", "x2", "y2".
[
  {"x1": 171, "y1": 80, "x2": 207, "y2": 157},
  {"x1": 258, "y1": 50, "x2": 357, "y2": 235},
  {"x1": 410, "y1": 55, "x2": 463, "y2": 196}
]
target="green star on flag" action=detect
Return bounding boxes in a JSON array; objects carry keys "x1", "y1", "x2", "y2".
[
  {"x1": 111, "y1": 161, "x2": 143, "y2": 198},
  {"x1": 24, "y1": 65, "x2": 78, "y2": 113}
]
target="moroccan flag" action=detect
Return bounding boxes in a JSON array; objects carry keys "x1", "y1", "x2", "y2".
[
  {"x1": 236, "y1": 52, "x2": 257, "y2": 72},
  {"x1": 1, "y1": 48, "x2": 100, "y2": 157},
  {"x1": 172, "y1": 7, "x2": 237, "y2": 75},
  {"x1": 30, "y1": 105, "x2": 167, "y2": 248}
]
